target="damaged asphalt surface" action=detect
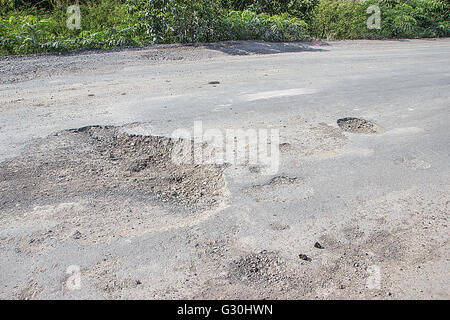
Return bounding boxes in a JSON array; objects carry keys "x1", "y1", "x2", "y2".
[{"x1": 0, "y1": 39, "x2": 449, "y2": 299}]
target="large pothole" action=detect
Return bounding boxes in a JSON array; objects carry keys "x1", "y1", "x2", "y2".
[
  {"x1": 337, "y1": 117, "x2": 383, "y2": 134},
  {"x1": 0, "y1": 125, "x2": 229, "y2": 248}
]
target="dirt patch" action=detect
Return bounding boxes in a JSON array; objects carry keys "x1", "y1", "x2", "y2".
[
  {"x1": 183, "y1": 189, "x2": 449, "y2": 299},
  {"x1": 228, "y1": 250, "x2": 288, "y2": 285},
  {"x1": 279, "y1": 142, "x2": 295, "y2": 153},
  {"x1": 265, "y1": 175, "x2": 299, "y2": 186},
  {"x1": 245, "y1": 175, "x2": 313, "y2": 202},
  {"x1": 337, "y1": 117, "x2": 384, "y2": 134},
  {"x1": 269, "y1": 222, "x2": 290, "y2": 231},
  {"x1": 289, "y1": 122, "x2": 348, "y2": 158},
  {"x1": 16, "y1": 280, "x2": 43, "y2": 300},
  {"x1": 80, "y1": 257, "x2": 142, "y2": 299},
  {"x1": 0, "y1": 125, "x2": 229, "y2": 249},
  {"x1": 249, "y1": 166, "x2": 262, "y2": 174}
]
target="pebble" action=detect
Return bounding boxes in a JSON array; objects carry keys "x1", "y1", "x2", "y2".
[
  {"x1": 298, "y1": 254, "x2": 308, "y2": 261},
  {"x1": 314, "y1": 242, "x2": 324, "y2": 249},
  {"x1": 72, "y1": 230, "x2": 82, "y2": 240}
]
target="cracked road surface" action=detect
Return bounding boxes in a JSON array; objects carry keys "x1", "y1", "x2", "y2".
[{"x1": 0, "y1": 39, "x2": 449, "y2": 299}]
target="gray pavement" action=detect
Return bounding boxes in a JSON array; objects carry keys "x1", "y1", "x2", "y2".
[{"x1": 0, "y1": 39, "x2": 449, "y2": 299}]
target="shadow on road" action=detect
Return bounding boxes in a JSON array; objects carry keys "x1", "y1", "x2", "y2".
[{"x1": 205, "y1": 40, "x2": 329, "y2": 55}]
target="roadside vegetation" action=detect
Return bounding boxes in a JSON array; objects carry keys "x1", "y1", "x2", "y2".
[{"x1": 1, "y1": 0, "x2": 448, "y2": 55}]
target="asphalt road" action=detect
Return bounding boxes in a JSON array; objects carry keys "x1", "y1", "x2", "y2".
[{"x1": 0, "y1": 39, "x2": 449, "y2": 299}]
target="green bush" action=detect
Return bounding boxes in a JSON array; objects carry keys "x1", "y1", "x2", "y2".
[
  {"x1": 222, "y1": 0, "x2": 319, "y2": 22},
  {"x1": 223, "y1": 10, "x2": 309, "y2": 41},
  {"x1": 126, "y1": 0, "x2": 308, "y2": 43},
  {"x1": 310, "y1": 0, "x2": 369, "y2": 39},
  {"x1": 310, "y1": 0, "x2": 449, "y2": 40},
  {"x1": 127, "y1": 0, "x2": 229, "y2": 43},
  {"x1": 0, "y1": 0, "x2": 309, "y2": 55},
  {"x1": 0, "y1": 1, "x2": 141, "y2": 55},
  {"x1": 381, "y1": 0, "x2": 449, "y2": 38},
  {"x1": 0, "y1": 0, "x2": 448, "y2": 56}
]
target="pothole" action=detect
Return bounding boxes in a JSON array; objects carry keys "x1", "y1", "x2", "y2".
[
  {"x1": 228, "y1": 250, "x2": 288, "y2": 285},
  {"x1": 337, "y1": 117, "x2": 383, "y2": 134},
  {"x1": 0, "y1": 125, "x2": 229, "y2": 246}
]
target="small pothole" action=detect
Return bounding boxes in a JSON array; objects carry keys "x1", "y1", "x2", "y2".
[
  {"x1": 229, "y1": 250, "x2": 287, "y2": 285},
  {"x1": 337, "y1": 117, "x2": 383, "y2": 134}
]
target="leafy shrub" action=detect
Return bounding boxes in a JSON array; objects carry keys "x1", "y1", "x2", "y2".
[
  {"x1": 1, "y1": 0, "x2": 448, "y2": 56},
  {"x1": 1, "y1": 15, "x2": 53, "y2": 54},
  {"x1": 0, "y1": 1, "x2": 141, "y2": 55},
  {"x1": 310, "y1": 0, "x2": 449, "y2": 40},
  {"x1": 310, "y1": 0, "x2": 369, "y2": 39},
  {"x1": 126, "y1": 0, "x2": 308, "y2": 43},
  {"x1": 222, "y1": 0, "x2": 319, "y2": 22},
  {"x1": 381, "y1": 0, "x2": 449, "y2": 38},
  {"x1": 126, "y1": 0, "x2": 227, "y2": 43},
  {"x1": 0, "y1": 1, "x2": 309, "y2": 55},
  {"x1": 223, "y1": 10, "x2": 309, "y2": 41}
]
